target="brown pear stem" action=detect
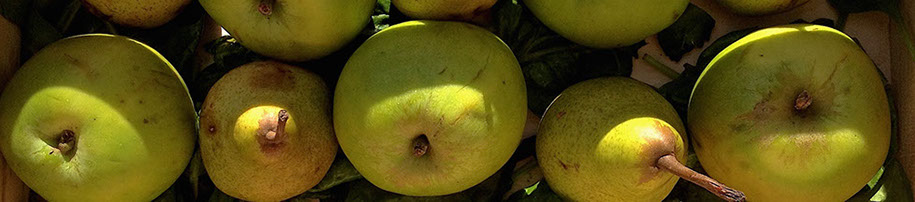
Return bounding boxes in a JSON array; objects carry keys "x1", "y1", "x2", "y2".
[
  {"x1": 258, "y1": 0, "x2": 274, "y2": 16},
  {"x1": 794, "y1": 90, "x2": 812, "y2": 111},
  {"x1": 265, "y1": 110, "x2": 288, "y2": 144},
  {"x1": 656, "y1": 154, "x2": 746, "y2": 202},
  {"x1": 57, "y1": 130, "x2": 76, "y2": 154},
  {"x1": 412, "y1": 135, "x2": 430, "y2": 157}
]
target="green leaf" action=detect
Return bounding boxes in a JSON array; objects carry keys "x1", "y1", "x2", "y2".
[
  {"x1": 308, "y1": 153, "x2": 364, "y2": 192},
  {"x1": 506, "y1": 181, "x2": 562, "y2": 202},
  {"x1": 491, "y1": 0, "x2": 640, "y2": 115},
  {"x1": 657, "y1": 4, "x2": 715, "y2": 62},
  {"x1": 0, "y1": 0, "x2": 30, "y2": 25}
]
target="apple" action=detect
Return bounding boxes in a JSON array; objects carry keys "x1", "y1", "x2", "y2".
[
  {"x1": 393, "y1": 0, "x2": 497, "y2": 21},
  {"x1": 200, "y1": 0, "x2": 375, "y2": 62},
  {"x1": 80, "y1": 0, "x2": 191, "y2": 28},
  {"x1": 0, "y1": 34, "x2": 197, "y2": 201},
  {"x1": 688, "y1": 24, "x2": 890, "y2": 201},
  {"x1": 334, "y1": 20, "x2": 527, "y2": 196},
  {"x1": 198, "y1": 61, "x2": 337, "y2": 201},
  {"x1": 522, "y1": 0, "x2": 688, "y2": 48},
  {"x1": 715, "y1": 0, "x2": 811, "y2": 16}
]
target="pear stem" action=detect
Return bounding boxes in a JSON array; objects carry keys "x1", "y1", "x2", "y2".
[
  {"x1": 57, "y1": 130, "x2": 76, "y2": 154},
  {"x1": 412, "y1": 135, "x2": 430, "y2": 157},
  {"x1": 656, "y1": 154, "x2": 746, "y2": 202},
  {"x1": 794, "y1": 90, "x2": 812, "y2": 111},
  {"x1": 265, "y1": 110, "x2": 288, "y2": 144},
  {"x1": 258, "y1": 0, "x2": 274, "y2": 16}
]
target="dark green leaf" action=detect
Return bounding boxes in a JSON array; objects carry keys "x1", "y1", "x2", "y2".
[
  {"x1": 491, "y1": 0, "x2": 640, "y2": 115},
  {"x1": 0, "y1": 0, "x2": 30, "y2": 26},
  {"x1": 308, "y1": 153, "x2": 364, "y2": 192},
  {"x1": 657, "y1": 4, "x2": 715, "y2": 62}
]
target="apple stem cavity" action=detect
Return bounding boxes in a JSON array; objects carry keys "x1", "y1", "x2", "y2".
[
  {"x1": 412, "y1": 135, "x2": 430, "y2": 157},
  {"x1": 258, "y1": 0, "x2": 274, "y2": 16},
  {"x1": 265, "y1": 110, "x2": 289, "y2": 144},
  {"x1": 656, "y1": 154, "x2": 746, "y2": 202},
  {"x1": 794, "y1": 90, "x2": 812, "y2": 111},
  {"x1": 57, "y1": 130, "x2": 76, "y2": 154}
]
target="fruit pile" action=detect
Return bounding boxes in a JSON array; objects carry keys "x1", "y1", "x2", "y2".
[{"x1": 0, "y1": 0, "x2": 912, "y2": 201}]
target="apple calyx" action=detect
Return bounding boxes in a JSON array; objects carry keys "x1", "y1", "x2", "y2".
[
  {"x1": 655, "y1": 154, "x2": 746, "y2": 202},
  {"x1": 56, "y1": 130, "x2": 77, "y2": 154},
  {"x1": 794, "y1": 90, "x2": 812, "y2": 111},
  {"x1": 258, "y1": 0, "x2": 274, "y2": 16},
  {"x1": 262, "y1": 110, "x2": 289, "y2": 145},
  {"x1": 412, "y1": 135, "x2": 430, "y2": 157}
]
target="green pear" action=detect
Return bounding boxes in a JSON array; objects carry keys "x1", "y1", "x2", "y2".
[
  {"x1": 538, "y1": 77, "x2": 744, "y2": 202},
  {"x1": 198, "y1": 61, "x2": 337, "y2": 201},
  {"x1": 334, "y1": 20, "x2": 527, "y2": 196},
  {"x1": 200, "y1": 0, "x2": 375, "y2": 62},
  {"x1": 688, "y1": 24, "x2": 890, "y2": 201},
  {"x1": 392, "y1": 0, "x2": 497, "y2": 21},
  {"x1": 81, "y1": 0, "x2": 191, "y2": 28},
  {"x1": 715, "y1": 0, "x2": 811, "y2": 16},
  {"x1": 0, "y1": 34, "x2": 197, "y2": 201},
  {"x1": 522, "y1": 0, "x2": 688, "y2": 48}
]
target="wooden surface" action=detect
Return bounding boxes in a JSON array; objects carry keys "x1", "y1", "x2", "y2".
[
  {"x1": 891, "y1": 0, "x2": 915, "y2": 194},
  {"x1": 0, "y1": 13, "x2": 28, "y2": 202}
]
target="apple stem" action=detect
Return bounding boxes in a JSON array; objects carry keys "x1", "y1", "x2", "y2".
[
  {"x1": 265, "y1": 110, "x2": 288, "y2": 144},
  {"x1": 57, "y1": 130, "x2": 76, "y2": 154},
  {"x1": 258, "y1": 0, "x2": 274, "y2": 16},
  {"x1": 412, "y1": 135, "x2": 430, "y2": 157},
  {"x1": 656, "y1": 154, "x2": 746, "y2": 202},
  {"x1": 794, "y1": 90, "x2": 812, "y2": 111}
]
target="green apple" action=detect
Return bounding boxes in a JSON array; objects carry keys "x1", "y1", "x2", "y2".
[
  {"x1": 688, "y1": 24, "x2": 890, "y2": 201},
  {"x1": 392, "y1": 0, "x2": 497, "y2": 21},
  {"x1": 81, "y1": 0, "x2": 191, "y2": 28},
  {"x1": 334, "y1": 20, "x2": 527, "y2": 196},
  {"x1": 198, "y1": 61, "x2": 337, "y2": 201},
  {"x1": 715, "y1": 0, "x2": 811, "y2": 16},
  {"x1": 200, "y1": 0, "x2": 375, "y2": 62},
  {"x1": 0, "y1": 34, "x2": 197, "y2": 201},
  {"x1": 522, "y1": 0, "x2": 688, "y2": 48},
  {"x1": 538, "y1": 77, "x2": 744, "y2": 202}
]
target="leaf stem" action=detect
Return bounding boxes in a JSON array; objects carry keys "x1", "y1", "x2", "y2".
[{"x1": 642, "y1": 54, "x2": 681, "y2": 80}]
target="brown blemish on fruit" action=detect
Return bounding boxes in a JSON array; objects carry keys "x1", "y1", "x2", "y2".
[
  {"x1": 249, "y1": 62, "x2": 296, "y2": 90},
  {"x1": 143, "y1": 119, "x2": 149, "y2": 124},
  {"x1": 638, "y1": 120, "x2": 677, "y2": 184},
  {"x1": 558, "y1": 160, "x2": 579, "y2": 171},
  {"x1": 557, "y1": 111, "x2": 566, "y2": 119}
]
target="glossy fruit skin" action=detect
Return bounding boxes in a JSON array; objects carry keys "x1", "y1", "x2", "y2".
[
  {"x1": 200, "y1": 0, "x2": 375, "y2": 62},
  {"x1": 334, "y1": 20, "x2": 527, "y2": 196},
  {"x1": 715, "y1": 0, "x2": 811, "y2": 16},
  {"x1": 522, "y1": 0, "x2": 688, "y2": 48},
  {"x1": 688, "y1": 24, "x2": 890, "y2": 202},
  {"x1": 198, "y1": 61, "x2": 337, "y2": 201},
  {"x1": 538, "y1": 77, "x2": 687, "y2": 202},
  {"x1": 0, "y1": 34, "x2": 197, "y2": 201},
  {"x1": 81, "y1": 0, "x2": 191, "y2": 28},
  {"x1": 392, "y1": 0, "x2": 497, "y2": 21}
]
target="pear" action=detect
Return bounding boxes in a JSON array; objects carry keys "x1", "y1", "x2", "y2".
[
  {"x1": 537, "y1": 77, "x2": 745, "y2": 202},
  {"x1": 392, "y1": 0, "x2": 497, "y2": 21},
  {"x1": 688, "y1": 24, "x2": 890, "y2": 201},
  {"x1": 198, "y1": 61, "x2": 337, "y2": 201},
  {"x1": 80, "y1": 0, "x2": 190, "y2": 28}
]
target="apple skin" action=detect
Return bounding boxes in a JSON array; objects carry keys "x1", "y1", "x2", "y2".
[
  {"x1": 715, "y1": 0, "x2": 811, "y2": 16},
  {"x1": 334, "y1": 20, "x2": 527, "y2": 196},
  {"x1": 393, "y1": 0, "x2": 497, "y2": 21},
  {"x1": 522, "y1": 0, "x2": 688, "y2": 48},
  {"x1": 80, "y1": 0, "x2": 190, "y2": 28},
  {"x1": 538, "y1": 77, "x2": 687, "y2": 202},
  {"x1": 687, "y1": 24, "x2": 889, "y2": 202},
  {"x1": 200, "y1": 0, "x2": 375, "y2": 62},
  {"x1": 198, "y1": 61, "x2": 337, "y2": 201},
  {"x1": 0, "y1": 34, "x2": 197, "y2": 201}
]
